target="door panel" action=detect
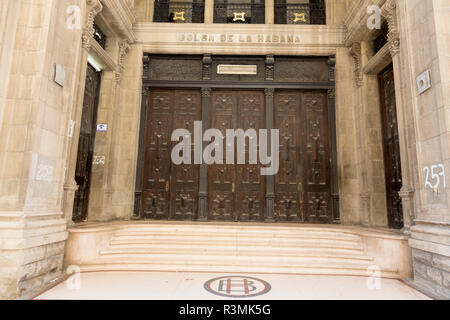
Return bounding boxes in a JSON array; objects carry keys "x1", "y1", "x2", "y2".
[
  {"x1": 235, "y1": 91, "x2": 265, "y2": 222},
  {"x1": 302, "y1": 91, "x2": 332, "y2": 223},
  {"x1": 72, "y1": 64, "x2": 102, "y2": 222},
  {"x1": 142, "y1": 89, "x2": 201, "y2": 220},
  {"x1": 274, "y1": 91, "x2": 302, "y2": 221},
  {"x1": 379, "y1": 66, "x2": 403, "y2": 229},
  {"x1": 208, "y1": 91, "x2": 235, "y2": 221},
  {"x1": 208, "y1": 90, "x2": 265, "y2": 222},
  {"x1": 274, "y1": 90, "x2": 332, "y2": 223}
]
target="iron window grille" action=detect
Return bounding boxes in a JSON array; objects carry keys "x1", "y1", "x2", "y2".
[
  {"x1": 213, "y1": 0, "x2": 265, "y2": 24},
  {"x1": 93, "y1": 22, "x2": 107, "y2": 49},
  {"x1": 274, "y1": 0, "x2": 326, "y2": 25},
  {"x1": 153, "y1": 0, "x2": 205, "y2": 23}
]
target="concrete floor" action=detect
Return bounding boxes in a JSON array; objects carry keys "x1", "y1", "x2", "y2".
[{"x1": 34, "y1": 271, "x2": 430, "y2": 300}]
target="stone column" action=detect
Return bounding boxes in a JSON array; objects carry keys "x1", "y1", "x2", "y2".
[
  {"x1": 328, "y1": 86, "x2": 340, "y2": 223},
  {"x1": 265, "y1": 0, "x2": 274, "y2": 24},
  {"x1": 63, "y1": 0, "x2": 103, "y2": 224},
  {"x1": 264, "y1": 88, "x2": 275, "y2": 222},
  {"x1": 382, "y1": 0, "x2": 414, "y2": 233},
  {"x1": 133, "y1": 84, "x2": 149, "y2": 219},
  {"x1": 198, "y1": 87, "x2": 211, "y2": 221},
  {"x1": 205, "y1": 0, "x2": 214, "y2": 23}
]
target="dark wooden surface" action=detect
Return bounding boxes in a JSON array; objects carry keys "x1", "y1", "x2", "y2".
[
  {"x1": 142, "y1": 89, "x2": 201, "y2": 220},
  {"x1": 73, "y1": 64, "x2": 102, "y2": 222}
]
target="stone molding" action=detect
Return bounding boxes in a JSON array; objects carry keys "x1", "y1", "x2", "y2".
[
  {"x1": 89, "y1": 37, "x2": 118, "y2": 71},
  {"x1": 100, "y1": 0, "x2": 136, "y2": 44},
  {"x1": 134, "y1": 23, "x2": 346, "y2": 55},
  {"x1": 362, "y1": 43, "x2": 392, "y2": 75}
]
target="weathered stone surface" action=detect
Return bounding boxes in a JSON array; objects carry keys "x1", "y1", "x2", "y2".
[{"x1": 432, "y1": 254, "x2": 450, "y2": 273}]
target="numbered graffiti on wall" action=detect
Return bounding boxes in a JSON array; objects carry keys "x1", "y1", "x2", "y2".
[{"x1": 423, "y1": 164, "x2": 446, "y2": 191}]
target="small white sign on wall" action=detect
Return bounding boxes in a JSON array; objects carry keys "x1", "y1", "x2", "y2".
[
  {"x1": 96, "y1": 124, "x2": 108, "y2": 132},
  {"x1": 416, "y1": 70, "x2": 431, "y2": 95},
  {"x1": 55, "y1": 63, "x2": 66, "y2": 87}
]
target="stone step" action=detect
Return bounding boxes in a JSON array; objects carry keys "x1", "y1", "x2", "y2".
[
  {"x1": 111, "y1": 235, "x2": 362, "y2": 249},
  {"x1": 113, "y1": 231, "x2": 360, "y2": 242},
  {"x1": 106, "y1": 242, "x2": 365, "y2": 256},
  {"x1": 113, "y1": 225, "x2": 361, "y2": 239},
  {"x1": 77, "y1": 262, "x2": 398, "y2": 278},
  {"x1": 96, "y1": 252, "x2": 374, "y2": 266},
  {"x1": 101, "y1": 247, "x2": 371, "y2": 261}
]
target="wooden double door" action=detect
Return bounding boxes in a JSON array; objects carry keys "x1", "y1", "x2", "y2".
[{"x1": 141, "y1": 88, "x2": 332, "y2": 223}]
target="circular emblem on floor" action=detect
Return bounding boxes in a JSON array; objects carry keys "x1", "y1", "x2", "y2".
[{"x1": 204, "y1": 275, "x2": 271, "y2": 298}]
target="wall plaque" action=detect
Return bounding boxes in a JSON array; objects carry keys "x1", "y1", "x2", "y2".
[{"x1": 217, "y1": 64, "x2": 257, "y2": 75}]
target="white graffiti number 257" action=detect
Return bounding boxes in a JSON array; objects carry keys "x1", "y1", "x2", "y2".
[{"x1": 423, "y1": 164, "x2": 446, "y2": 190}]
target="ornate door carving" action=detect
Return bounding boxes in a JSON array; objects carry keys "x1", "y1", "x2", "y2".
[
  {"x1": 142, "y1": 89, "x2": 201, "y2": 220},
  {"x1": 73, "y1": 64, "x2": 102, "y2": 222},
  {"x1": 208, "y1": 90, "x2": 265, "y2": 221},
  {"x1": 379, "y1": 66, "x2": 403, "y2": 229}
]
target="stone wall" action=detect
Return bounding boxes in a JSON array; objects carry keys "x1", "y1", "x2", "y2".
[
  {"x1": 396, "y1": 0, "x2": 450, "y2": 298},
  {"x1": 0, "y1": 0, "x2": 84, "y2": 299}
]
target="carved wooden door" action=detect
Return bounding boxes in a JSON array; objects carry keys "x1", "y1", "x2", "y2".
[
  {"x1": 142, "y1": 89, "x2": 201, "y2": 220},
  {"x1": 72, "y1": 64, "x2": 102, "y2": 222},
  {"x1": 274, "y1": 90, "x2": 332, "y2": 223},
  {"x1": 274, "y1": 91, "x2": 303, "y2": 221},
  {"x1": 302, "y1": 91, "x2": 332, "y2": 223},
  {"x1": 208, "y1": 90, "x2": 265, "y2": 221},
  {"x1": 379, "y1": 66, "x2": 403, "y2": 229}
]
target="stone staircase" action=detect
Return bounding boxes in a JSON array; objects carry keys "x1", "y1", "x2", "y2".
[{"x1": 77, "y1": 223, "x2": 387, "y2": 276}]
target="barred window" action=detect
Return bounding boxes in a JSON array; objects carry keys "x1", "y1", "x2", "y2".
[
  {"x1": 214, "y1": 0, "x2": 265, "y2": 24},
  {"x1": 153, "y1": 0, "x2": 205, "y2": 23},
  {"x1": 274, "y1": 0, "x2": 326, "y2": 25}
]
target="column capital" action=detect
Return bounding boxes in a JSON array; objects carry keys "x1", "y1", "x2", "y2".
[
  {"x1": 201, "y1": 87, "x2": 212, "y2": 97},
  {"x1": 264, "y1": 88, "x2": 274, "y2": 97},
  {"x1": 327, "y1": 88, "x2": 335, "y2": 99}
]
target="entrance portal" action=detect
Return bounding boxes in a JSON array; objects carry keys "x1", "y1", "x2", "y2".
[
  {"x1": 72, "y1": 63, "x2": 102, "y2": 222},
  {"x1": 136, "y1": 54, "x2": 338, "y2": 223},
  {"x1": 141, "y1": 88, "x2": 332, "y2": 223}
]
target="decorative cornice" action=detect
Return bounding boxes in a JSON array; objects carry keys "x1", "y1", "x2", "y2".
[
  {"x1": 349, "y1": 42, "x2": 363, "y2": 87},
  {"x1": 343, "y1": 0, "x2": 387, "y2": 47},
  {"x1": 382, "y1": 0, "x2": 400, "y2": 57},
  {"x1": 82, "y1": 0, "x2": 103, "y2": 51}
]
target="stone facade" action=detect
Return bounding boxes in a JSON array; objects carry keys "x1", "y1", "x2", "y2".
[{"x1": 0, "y1": 0, "x2": 449, "y2": 299}]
